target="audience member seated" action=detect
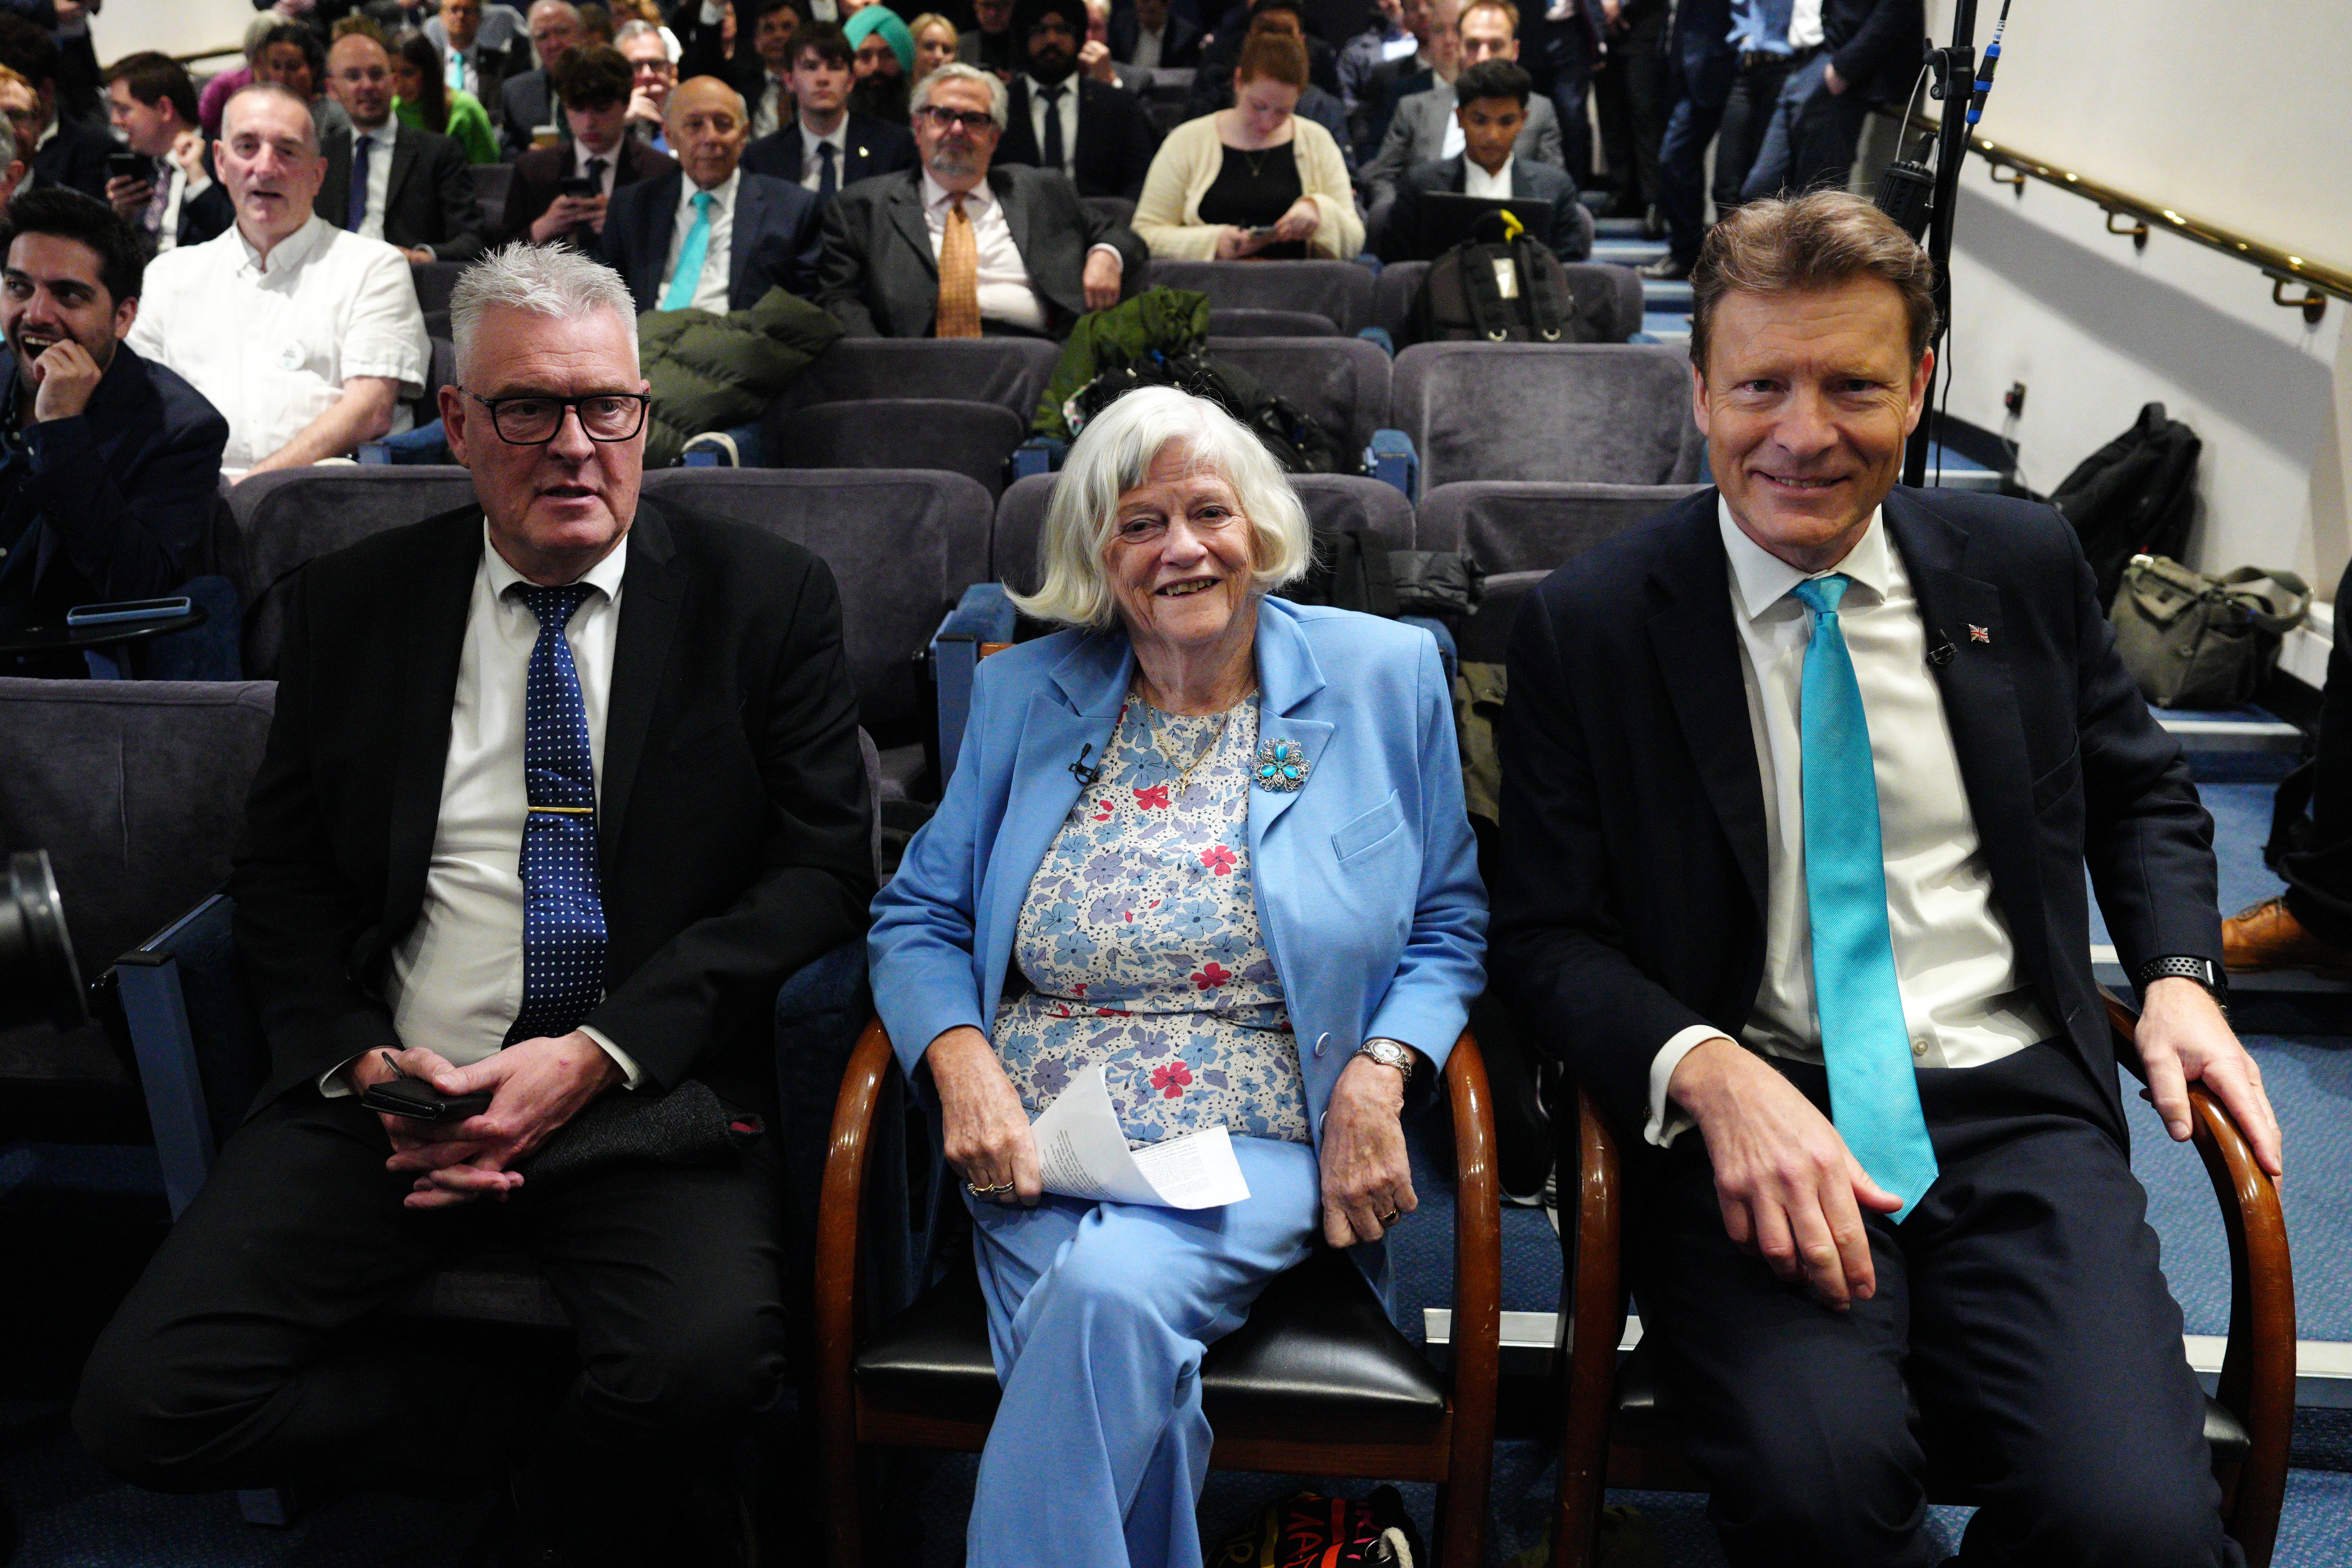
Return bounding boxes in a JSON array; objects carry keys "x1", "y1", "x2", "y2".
[
  {"x1": 499, "y1": 0, "x2": 590, "y2": 155},
  {"x1": 601, "y1": 75, "x2": 824, "y2": 313},
  {"x1": 1112, "y1": 0, "x2": 1203, "y2": 70},
  {"x1": 101, "y1": 52, "x2": 232, "y2": 255},
  {"x1": 129, "y1": 85, "x2": 427, "y2": 480},
  {"x1": 868, "y1": 384, "x2": 1484, "y2": 1568},
  {"x1": 0, "y1": 96, "x2": 25, "y2": 207},
  {"x1": 0, "y1": 65, "x2": 38, "y2": 170},
  {"x1": 909, "y1": 12, "x2": 960, "y2": 85},
  {"x1": 1078, "y1": 0, "x2": 1154, "y2": 95},
  {"x1": 249, "y1": 22, "x2": 358, "y2": 145},
  {"x1": 73, "y1": 241, "x2": 874, "y2": 1568},
  {"x1": 0, "y1": 190, "x2": 227, "y2": 673},
  {"x1": 1379, "y1": 59, "x2": 1586, "y2": 260},
  {"x1": 195, "y1": 16, "x2": 270, "y2": 140},
  {"x1": 818, "y1": 63, "x2": 1140, "y2": 338},
  {"x1": 1353, "y1": 0, "x2": 1454, "y2": 157},
  {"x1": 958, "y1": 0, "x2": 1023, "y2": 81},
  {"x1": 506, "y1": 44, "x2": 676, "y2": 247},
  {"x1": 1361, "y1": 0, "x2": 1558, "y2": 213},
  {"x1": 682, "y1": 0, "x2": 804, "y2": 137},
  {"x1": 617, "y1": 17, "x2": 680, "y2": 150},
  {"x1": 428, "y1": 0, "x2": 532, "y2": 106},
  {"x1": 990, "y1": 0, "x2": 1157, "y2": 201},
  {"x1": 0, "y1": 17, "x2": 108, "y2": 202},
  {"x1": 390, "y1": 28, "x2": 501, "y2": 164},
  {"x1": 320, "y1": 30, "x2": 488, "y2": 264},
  {"x1": 740, "y1": 24, "x2": 915, "y2": 200},
  {"x1": 1337, "y1": 0, "x2": 1413, "y2": 113},
  {"x1": 1185, "y1": 0, "x2": 1341, "y2": 119},
  {"x1": 844, "y1": 6, "x2": 915, "y2": 125},
  {"x1": 1134, "y1": 32, "x2": 1362, "y2": 261},
  {"x1": 1181, "y1": 5, "x2": 1353, "y2": 162}
]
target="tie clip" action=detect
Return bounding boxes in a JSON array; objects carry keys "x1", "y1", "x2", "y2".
[{"x1": 527, "y1": 804, "x2": 594, "y2": 815}]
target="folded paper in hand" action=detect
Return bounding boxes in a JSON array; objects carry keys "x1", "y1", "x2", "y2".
[{"x1": 1031, "y1": 1064, "x2": 1252, "y2": 1209}]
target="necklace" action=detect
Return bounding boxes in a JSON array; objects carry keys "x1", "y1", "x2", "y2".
[
  {"x1": 1135, "y1": 688, "x2": 1249, "y2": 799},
  {"x1": 1238, "y1": 143, "x2": 1280, "y2": 180}
]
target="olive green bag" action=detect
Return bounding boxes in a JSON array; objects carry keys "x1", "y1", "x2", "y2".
[{"x1": 2108, "y1": 554, "x2": 2309, "y2": 710}]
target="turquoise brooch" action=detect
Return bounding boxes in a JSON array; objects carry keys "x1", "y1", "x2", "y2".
[{"x1": 1254, "y1": 737, "x2": 1310, "y2": 792}]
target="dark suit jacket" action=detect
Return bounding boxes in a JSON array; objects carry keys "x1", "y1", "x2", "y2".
[
  {"x1": 816, "y1": 163, "x2": 1147, "y2": 339},
  {"x1": 1382, "y1": 154, "x2": 1591, "y2": 262},
  {"x1": 0, "y1": 342, "x2": 229, "y2": 641},
  {"x1": 600, "y1": 167, "x2": 827, "y2": 313},
  {"x1": 496, "y1": 67, "x2": 554, "y2": 159},
  {"x1": 674, "y1": 4, "x2": 774, "y2": 102},
  {"x1": 315, "y1": 124, "x2": 486, "y2": 262},
  {"x1": 175, "y1": 171, "x2": 236, "y2": 251},
  {"x1": 228, "y1": 500, "x2": 876, "y2": 1119},
  {"x1": 1109, "y1": 10, "x2": 1202, "y2": 67},
  {"x1": 500, "y1": 135, "x2": 677, "y2": 248},
  {"x1": 740, "y1": 114, "x2": 918, "y2": 192},
  {"x1": 993, "y1": 75, "x2": 1159, "y2": 201},
  {"x1": 1490, "y1": 486, "x2": 2222, "y2": 1152},
  {"x1": 1823, "y1": 0, "x2": 1927, "y2": 103},
  {"x1": 30, "y1": 115, "x2": 112, "y2": 201}
]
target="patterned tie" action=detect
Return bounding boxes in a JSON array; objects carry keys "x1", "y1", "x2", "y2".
[
  {"x1": 935, "y1": 192, "x2": 982, "y2": 338},
  {"x1": 347, "y1": 132, "x2": 372, "y2": 233},
  {"x1": 1039, "y1": 82, "x2": 1067, "y2": 176},
  {"x1": 816, "y1": 139, "x2": 837, "y2": 200},
  {"x1": 505, "y1": 584, "x2": 608, "y2": 1046},
  {"x1": 141, "y1": 157, "x2": 169, "y2": 237},
  {"x1": 661, "y1": 189, "x2": 714, "y2": 310},
  {"x1": 1789, "y1": 574, "x2": 1940, "y2": 1221}
]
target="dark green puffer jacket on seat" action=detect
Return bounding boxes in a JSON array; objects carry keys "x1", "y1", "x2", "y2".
[{"x1": 639, "y1": 288, "x2": 842, "y2": 467}]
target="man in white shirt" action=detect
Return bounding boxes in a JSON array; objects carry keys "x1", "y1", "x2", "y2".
[
  {"x1": 1495, "y1": 191, "x2": 2274, "y2": 1567},
  {"x1": 126, "y1": 84, "x2": 426, "y2": 479},
  {"x1": 74, "y1": 242, "x2": 874, "y2": 1567},
  {"x1": 101, "y1": 52, "x2": 230, "y2": 254},
  {"x1": 319, "y1": 32, "x2": 487, "y2": 263}
]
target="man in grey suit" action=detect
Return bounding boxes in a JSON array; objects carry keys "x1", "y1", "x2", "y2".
[
  {"x1": 1361, "y1": 0, "x2": 1560, "y2": 221},
  {"x1": 1381, "y1": 60, "x2": 1589, "y2": 260},
  {"x1": 816, "y1": 64, "x2": 1142, "y2": 339}
]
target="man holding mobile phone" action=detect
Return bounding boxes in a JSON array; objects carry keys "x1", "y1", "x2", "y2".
[
  {"x1": 102, "y1": 53, "x2": 232, "y2": 254},
  {"x1": 503, "y1": 43, "x2": 676, "y2": 247}
]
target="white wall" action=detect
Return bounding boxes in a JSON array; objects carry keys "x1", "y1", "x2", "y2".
[{"x1": 90, "y1": 0, "x2": 253, "y2": 64}]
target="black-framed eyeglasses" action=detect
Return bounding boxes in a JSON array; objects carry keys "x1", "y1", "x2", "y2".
[
  {"x1": 464, "y1": 388, "x2": 650, "y2": 445},
  {"x1": 915, "y1": 106, "x2": 997, "y2": 133}
]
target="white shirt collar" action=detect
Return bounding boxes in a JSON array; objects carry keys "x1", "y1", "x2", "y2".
[
  {"x1": 680, "y1": 165, "x2": 741, "y2": 213},
  {"x1": 236, "y1": 213, "x2": 334, "y2": 277},
  {"x1": 353, "y1": 116, "x2": 397, "y2": 147},
  {"x1": 921, "y1": 170, "x2": 994, "y2": 214},
  {"x1": 574, "y1": 136, "x2": 623, "y2": 173},
  {"x1": 1025, "y1": 72, "x2": 1074, "y2": 102},
  {"x1": 801, "y1": 114, "x2": 849, "y2": 150},
  {"x1": 1463, "y1": 152, "x2": 1512, "y2": 193},
  {"x1": 483, "y1": 521, "x2": 632, "y2": 601},
  {"x1": 1717, "y1": 495, "x2": 1890, "y2": 622}
]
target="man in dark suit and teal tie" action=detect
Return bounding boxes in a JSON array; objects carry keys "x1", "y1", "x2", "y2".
[
  {"x1": 1492, "y1": 191, "x2": 2280, "y2": 1566},
  {"x1": 72, "y1": 244, "x2": 873, "y2": 1564}
]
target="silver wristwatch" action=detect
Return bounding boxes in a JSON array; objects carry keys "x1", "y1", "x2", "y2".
[{"x1": 1357, "y1": 1038, "x2": 1414, "y2": 1082}]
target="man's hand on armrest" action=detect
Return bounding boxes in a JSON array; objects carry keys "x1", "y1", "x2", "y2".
[
  {"x1": 1081, "y1": 245, "x2": 1123, "y2": 311},
  {"x1": 382, "y1": 1031, "x2": 624, "y2": 1210},
  {"x1": 1668, "y1": 1038, "x2": 1902, "y2": 1313},
  {"x1": 2133, "y1": 976, "x2": 2284, "y2": 1184}
]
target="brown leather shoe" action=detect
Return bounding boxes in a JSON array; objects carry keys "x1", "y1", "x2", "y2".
[{"x1": 2223, "y1": 896, "x2": 2352, "y2": 976}]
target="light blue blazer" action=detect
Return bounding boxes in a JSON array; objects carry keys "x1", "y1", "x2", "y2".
[{"x1": 868, "y1": 596, "x2": 1489, "y2": 1153}]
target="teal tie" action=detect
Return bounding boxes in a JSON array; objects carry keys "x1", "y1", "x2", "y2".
[
  {"x1": 662, "y1": 190, "x2": 714, "y2": 311},
  {"x1": 1790, "y1": 574, "x2": 1939, "y2": 1221}
]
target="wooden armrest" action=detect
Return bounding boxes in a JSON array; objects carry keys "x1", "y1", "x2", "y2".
[
  {"x1": 815, "y1": 1013, "x2": 894, "y2": 1564},
  {"x1": 1442, "y1": 1030, "x2": 1498, "y2": 1568},
  {"x1": 1550, "y1": 1085, "x2": 1625, "y2": 1568}
]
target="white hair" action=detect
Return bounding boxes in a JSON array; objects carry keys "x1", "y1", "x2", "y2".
[
  {"x1": 1013, "y1": 387, "x2": 1312, "y2": 630},
  {"x1": 911, "y1": 61, "x2": 1008, "y2": 128},
  {"x1": 449, "y1": 242, "x2": 640, "y2": 384}
]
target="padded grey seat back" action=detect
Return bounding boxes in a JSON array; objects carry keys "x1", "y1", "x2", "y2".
[
  {"x1": 1371, "y1": 259, "x2": 1647, "y2": 344},
  {"x1": 424, "y1": 335, "x2": 458, "y2": 409},
  {"x1": 768, "y1": 398, "x2": 1026, "y2": 497},
  {"x1": 1391, "y1": 343, "x2": 1703, "y2": 491},
  {"x1": 423, "y1": 308, "x2": 452, "y2": 340},
  {"x1": 411, "y1": 259, "x2": 466, "y2": 314},
  {"x1": 233, "y1": 466, "x2": 482, "y2": 678},
  {"x1": 1206, "y1": 335, "x2": 1391, "y2": 453},
  {"x1": 468, "y1": 160, "x2": 512, "y2": 216},
  {"x1": 1416, "y1": 481, "x2": 1704, "y2": 573},
  {"x1": 1457, "y1": 569, "x2": 1544, "y2": 663},
  {"x1": 639, "y1": 468, "x2": 991, "y2": 745},
  {"x1": 1142, "y1": 260, "x2": 1377, "y2": 335},
  {"x1": 774, "y1": 338, "x2": 1064, "y2": 423},
  {"x1": 993, "y1": 472, "x2": 1412, "y2": 594},
  {"x1": 1208, "y1": 307, "x2": 1338, "y2": 337}
]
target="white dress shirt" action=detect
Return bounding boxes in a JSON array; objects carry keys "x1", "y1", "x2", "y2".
[
  {"x1": 572, "y1": 135, "x2": 623, "y2": 198},
  {"x1": 125, "y1": 215, "x2": 427, "y2": 478},
  {"x1": 751, "y1": 72, "x2": 791, "y2": 139},
  {"x1": 343, "y1": 526, "x2": 643, "y2": 1091},
  {"x1": 919, "y1": 171, "x2": 1040, "y2": 332},
  {"x1": 660, "y1": 167, "x2": 738, "y2": 314},
  {"x1": 1463, "y1": 153, "x2": 1512, "y2": 198},
  {"x1": 1643, "y1": 503, "x2": 2054, "y2": 1145},
  {"x1": 349, "y1": 118, "x2": 398, "y2": 244},
  {"x1": 796, "y1": 117, "x2": 849, "y2": 193},
  {"x1": 1789, "y1": 0, "x2": 1826, "y2": 50},
  {"x1": 1023, "y1": 74, "x2": 1081, "y2": 181}
]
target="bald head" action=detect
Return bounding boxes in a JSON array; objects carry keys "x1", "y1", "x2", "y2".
[
  {"x1": 325, "y1": 32, "x2": 395, "y2": 129},
  {"x1": 666, "y1": 76, "x2": 749, "y2": 191}
]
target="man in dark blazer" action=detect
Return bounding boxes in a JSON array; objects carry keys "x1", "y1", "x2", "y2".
[
  {"x1": 739, "y1": 24, "x2": 917, "y2": 196},
  {"x1": 0, "y1": 190, "x2": 227, "y2": 675},
  {"x1": 817, "y1": 63, "x2": 1142, "y2": 338},
  {"x1": 600, "y1": 76, "x2": 825, "y2": 313},
  {"x1": 317, "y1": 33, "x2": 487, "y2": 262},
  {"x1": 0, "y1": 15, "x2": 109, "y2": 201},
  {"x1": 1491, "y1": 192, "x2": 2276, "y2": 1566},
  {"x1": 1111, "y1": 0, "x2": 1203, "y2": 68},
  {"x1": 1379, "y1": 61, "x2": 1587, "y2": 260},
  {"x1": 72, "y1": 247, "x2": 873, "y2": 1565},
  {"x1": 497, "y1": 0, "x2": 591, "y2": 155},
  {"x1": 501, "y1": 43, "x2": 677, "y2": 247},
  {"x1": 992, "y1": 0, "x2": 1158, "y2": 200}
]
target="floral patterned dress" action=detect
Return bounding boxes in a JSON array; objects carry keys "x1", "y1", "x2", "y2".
[{"x1": 991, "y1": 692, "x2": 1311, "y2": 1147}]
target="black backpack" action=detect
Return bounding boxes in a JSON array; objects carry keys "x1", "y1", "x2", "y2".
[
  {"x1": 1066, "y1": 344, "x2": 1349, "y2": 475},
  {"x1": 2050, "y1": 402, "x2": 2203, "y2": 608},
  {"x1": 1408, "y1": 215, "x2": 1585, "y2": 345}
]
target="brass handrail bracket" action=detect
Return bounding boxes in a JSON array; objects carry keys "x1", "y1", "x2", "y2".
[{"x1": 2105, "y1": 209, "x2": 2150, "y2": 248}]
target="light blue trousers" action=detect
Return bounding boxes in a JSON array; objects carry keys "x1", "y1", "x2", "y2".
[{"x1": 966, "y1": 1136, "x2": 1322, "y2": 1568}]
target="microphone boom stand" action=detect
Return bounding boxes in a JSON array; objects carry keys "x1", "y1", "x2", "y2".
[{"x1": 1901, "y1": 0, "x2": 1978, "y2": 489}]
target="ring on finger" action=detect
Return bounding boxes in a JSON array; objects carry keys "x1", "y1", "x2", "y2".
[
  {"x1": 1380, "y1": 1209, "x2": 1400, "y2": 1225},
  {"x1": 968, "y1": 1180, "x2": 1010, "y2": 1197}
]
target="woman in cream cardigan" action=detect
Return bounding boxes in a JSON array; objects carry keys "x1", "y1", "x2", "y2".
[{"x1": 1133, "y1": 31, "x2": 1365, "y2": 261}]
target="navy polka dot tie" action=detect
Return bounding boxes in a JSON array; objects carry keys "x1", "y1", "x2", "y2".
[{"x1": 504, "y1": 583, "x2": 608, "y2": 1046}]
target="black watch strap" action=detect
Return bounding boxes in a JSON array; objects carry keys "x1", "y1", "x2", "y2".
[{"x1": 2130, "y1": 954, "x2": 2229, "y2": 1011}]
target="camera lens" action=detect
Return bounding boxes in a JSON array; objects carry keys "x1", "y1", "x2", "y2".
[{"x1": 0, "y1": 849, "x2": 88, "y2": 1031}]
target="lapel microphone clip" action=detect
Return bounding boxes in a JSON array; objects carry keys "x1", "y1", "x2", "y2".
[{"x1": 1069, "y1": 744, "x2": 1102, "y2": 787}]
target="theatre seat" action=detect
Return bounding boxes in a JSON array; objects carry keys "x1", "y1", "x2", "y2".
[
  {"x1": 773, "y1": 337, "x2": 1064, "y2": 424},
  {"x1": 1371, "y1": 261, "x2": 1648, "y2": 345},
  {"x1": 768, "y1": 398, "x2": 1027, "y2": 497},
  {"x1": 410, "y1": 258, "x2": 466, "y2": 315},
  {"x1": 1206, "y1": 333, "x2": 1394, "y2": 456},
  {"x1": 1391, "y1": 343, "x2": 1704, "y2": 493},
  {"x1": 1207, "y1": 306, "x2": 1341, "y2": 337},
  {"x1": 1142, "y1": 258, "x2": 1378, "y2": 335}
]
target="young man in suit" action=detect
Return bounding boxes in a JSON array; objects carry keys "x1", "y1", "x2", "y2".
[
  {"x1": 318, "y1": 31, "x2": 487, "y2": 262},
  {"x1": 102, "y1": 53, "x2": 233, "y2": 255},
  {"x1": 739, "y1": 25, "x2": 916, "y2": 200},
  {"x1": 1112, "y1": 0, "x2": 1204, "y2": 69},
  {"x1": 600, "y1": 74, "x2": 825, "y2": 313},
  {"x1": 816, "y1": 63, "x2": 1141, "y2": 339},
  {"x1": 0, "y1": 190, "x2": 228, "y2": 674},
  {"x1": 503, "y1": 43, "x2": 677, "y2": 247},
  {"x1": 499, "y1": 0, "x2": 590, "y2": 156},
  {"x1": 992, "y1": 0, "x2": 1158, "y2": 202},
  {"x1": 1360, "y1": 0, "x2": 1558, "y2": 212},
  {"x1": 1380, "y1": 60, "x2": 1586, "y2": 261},
  {"x1": 75, "y1": 242, "x2": 874, "y2": 1566},
  {"x1": 1492, "y1": 191, "x2": 2276, "y2": 1567}
]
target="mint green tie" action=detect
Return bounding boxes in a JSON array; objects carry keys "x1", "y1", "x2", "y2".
[
  {"x1": 662, "y1": 190, "x2": 714, "y2": 311},
  {"x1": 1790, "y1": 574, "x2": 1939, "y2": 1222}
]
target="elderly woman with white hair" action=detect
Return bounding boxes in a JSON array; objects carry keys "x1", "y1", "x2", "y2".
[{"x1": 869, "y1": 387, "x2": 1486, "y2": 1567}]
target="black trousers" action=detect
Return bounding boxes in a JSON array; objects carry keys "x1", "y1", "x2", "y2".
[
  {"x1": 1710, "y1": 54, "x2": 1793, "y2": 211},
  {"x1": 72, "y1": 1092, "x2": 788, "y2": 1564},
  {"x1": 1631, "y1": 1046, "x2": 2241, "y2": 1568},
  {"x1": 1543, "y1": 24, "x2": 1598, "y2": 187},
  {"x1": 1593, "y1": 4, "x2": 1670, "y2": 212},
  {"x1": 2279, "y1": 554, "x2": 2352, "y2": 940}
]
